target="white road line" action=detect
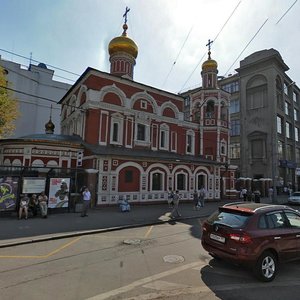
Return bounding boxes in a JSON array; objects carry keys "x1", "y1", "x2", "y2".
[
  {"x1": 85, "y1": 261, "x2": 205, "y2": 300},
  {"x1": 142, "y1": 280, "x2": 189, "y2": 291}
]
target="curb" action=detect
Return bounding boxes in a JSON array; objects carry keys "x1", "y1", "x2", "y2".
[{"x1": 0, "y1": 213, "x2": 210, "y2": 249}]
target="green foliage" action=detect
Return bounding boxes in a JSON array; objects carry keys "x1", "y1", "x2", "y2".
[{"x1": 0, "y1": 66, "x2": 19, "y2": 138}]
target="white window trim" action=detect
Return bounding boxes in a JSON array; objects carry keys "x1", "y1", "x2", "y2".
[
  {"x1": 176, "y1": 172, "x2": 188, "y2": 191},
  {"x1": 186, "y1": 130, "x2": 195, "y2": 155},
  {"x1": 110, "y1": 115, "x2": 124, "y2": 145},
  {"x1": 159, "y1": 124, "x2": 169, "y2": 150},
  {"x1": 135, "y1": 122, "x2": 150, "y2": 146},
  {"x1": 150, "y1": 170, "x2": 165, "y2": 192},
  {"x1": 141, "y1": 100, "x2": 147, "y2": 109}
]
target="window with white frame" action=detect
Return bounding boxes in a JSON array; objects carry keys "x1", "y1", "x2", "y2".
[
  {"x1": 151, "y1": 171, "x2": 164, "y2": 191},
  {"x1": 186, "y1": 130, "x2": 195, "y2": 154},
  {"x1": 159, "y1": 124, "x2": 169, "y2": 150},
  {"x1": 137, "y1": 124, "x2": 146, "y2": 141},
  {"x1": 110, "y1": 115, "x2": 123, "y2": 145},
  {"x1": 141, "y1": 100, "x2": 147, "y2": 109},
  {"x1": 220, "y1": 140, "x2": 227, "y2": 155},
  {"x1": 135, "y1": 122, "x2": 150, "y2": 145},
  {"x1": 176, "y1": 173, "x2": 187, "y2": 190}
]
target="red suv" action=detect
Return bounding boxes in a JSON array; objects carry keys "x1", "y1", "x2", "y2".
[{"x1": 201, "y1": 202, "x2": 300, "y2": 281}]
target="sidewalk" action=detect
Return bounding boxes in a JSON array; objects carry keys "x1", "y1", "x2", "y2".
[{"x1": 0, "y1": 196, "x2": 288, "y2": 248}]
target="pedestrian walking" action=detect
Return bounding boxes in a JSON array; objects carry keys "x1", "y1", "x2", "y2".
[
  {"x1": 167, "y1": 187, "x2": 174, "y2": 208},
  {"x1": 38, "y1": 191, "x2": 48, "y2": 218},
  {"x1": 19, "y1": 194, "x2": 29, "y2": 220},
  {"x1": 170, "y1": 190, "x2": 181, "y2": 219},
  {"x1": 192, "y1": 190, "x2": 199, "y2": 210},
  {"x1": 81, "y1": 187, "x2": 91, "y2": 217},
  {"x1": 199, "y1": 186, "x2": 207, "y2": 207}
]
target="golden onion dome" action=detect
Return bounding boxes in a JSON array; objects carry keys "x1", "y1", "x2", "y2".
[
  {"x1": 108, "y1": 24, "x2": 138, "y2": 59},
  {"x1": 45, "y1": 118, "x2": 55, "y2": 134},
  {"x1": 202, "y1": 51, "x2": 218, "y2": 71}
]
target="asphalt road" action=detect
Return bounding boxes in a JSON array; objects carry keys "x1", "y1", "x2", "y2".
[{"x1": 1, "y1": 216, "x2": 300, "y2": 300}]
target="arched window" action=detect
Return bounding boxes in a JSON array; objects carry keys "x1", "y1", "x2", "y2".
[
  {"x1": 176, "y1": 173, "x2": 187, "y2": 191},
  {"x1": 151, "y1": 172, "x2": 164, "y2": 191},
  {"x1": 206, "y1": 101, "x2": 214, "y2": 118}
]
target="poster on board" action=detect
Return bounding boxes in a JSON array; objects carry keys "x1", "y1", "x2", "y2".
[
  {"x1": 0, "y1": 176, "x2": 19, "y2": 211},
  {"x1": 48, "y1": 178, "x2": 70, "y2": 208},
  {"x1": 22, "y1": 177, "x2": 46, "y2": 194}
]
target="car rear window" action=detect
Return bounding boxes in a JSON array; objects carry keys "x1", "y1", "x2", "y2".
[{"x1": 207, "y1": 209, "x2": 251, "y2": 228}]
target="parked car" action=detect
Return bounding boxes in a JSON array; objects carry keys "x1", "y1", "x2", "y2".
[
  {"x1": 288, "y1": 192, "x2": 300, "y2": 205},
  {"x1": 201, "y1": 202, "x2": 300, "y2": 282}
]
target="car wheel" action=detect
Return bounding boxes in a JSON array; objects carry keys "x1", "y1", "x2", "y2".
[{"x1": 254, "y1": 251, "x2": 277, "y2": 282}]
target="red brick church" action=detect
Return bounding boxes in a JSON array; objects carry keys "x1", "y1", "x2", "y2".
[{"x1": 0, "y1": 10, "x2": 236, "y2": 207}]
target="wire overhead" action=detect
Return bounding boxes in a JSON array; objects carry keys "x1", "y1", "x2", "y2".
[
  {"x1": 179, "y1": 0, "x2": 242, "y2": 93},
  {"x1": 224, "y1": 18, "x2": 268, "y2": 76},
  {"x1": 276, "y1": 0, "x2": 298, "y2": 25},
  {"x1": 162, "y1": 25, "x2": 194, "y2": 89}
]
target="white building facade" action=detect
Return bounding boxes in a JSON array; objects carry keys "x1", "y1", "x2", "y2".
[{"x1": 0, "y1": 56, "x2": 71, "y2": 137}]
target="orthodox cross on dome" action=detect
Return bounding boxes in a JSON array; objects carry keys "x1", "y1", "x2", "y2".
[
  {"x1": 50, "y1": 104, "x2": 53, "y2": 120},
  {"x1": 123, "y1": 6, "x2": 130, "y2": 24},
  {"x1": 206, "y1": 39, "x2": 213, "y2": 58}
]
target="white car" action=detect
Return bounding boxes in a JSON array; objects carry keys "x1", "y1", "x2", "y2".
[{"x1": 288, "y1": 192, "x2": 300, "y2": 204}]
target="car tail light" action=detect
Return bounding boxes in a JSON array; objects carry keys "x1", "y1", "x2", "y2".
[{"x1": 229, "y1": 233, "x2": 252, "y2": 244}]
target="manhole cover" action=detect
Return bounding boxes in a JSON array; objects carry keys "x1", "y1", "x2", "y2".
[
  {"x1": 163, "y1": 255, "x2": 185, "y2": 264},
  {"x1": 123, "y1": 239, "x2": 141, "y2": 245}
]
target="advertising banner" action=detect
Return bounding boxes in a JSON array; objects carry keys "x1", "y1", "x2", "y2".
[
  {"x1": 0, "y1": 176, "x2": 19, "y2": 211},
  {"x1": 48, "y1": 178, "x2": 70, "y2": 208}
]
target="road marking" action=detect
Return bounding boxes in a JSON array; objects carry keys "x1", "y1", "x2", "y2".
[
  {"x1": 0, "y1": 237, "x2": 82, "y2": 259},
  {"x1": 144, "y1": 226, "x2": 153, "y2": 238},
  {"x1": 85, "y1": 261, "x2": 204, "y2": 300},
  {"x1": 142, "y1": 280, "x2": 188, "y2": 290}
]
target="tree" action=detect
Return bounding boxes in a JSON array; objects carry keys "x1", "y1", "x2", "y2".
[{"x1": 0, "y1": 66, "x2": 19, "y2": 138}]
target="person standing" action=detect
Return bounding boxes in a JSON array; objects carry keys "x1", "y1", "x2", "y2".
[
  {"x1": 254, "y1": 189, "x2": 261, "y2": 203},
  {"x1": 81, "y1": 187, "x2": 91, "y2": 217},
  {"x1": 241, "y1": 187, "x2": 247, "y2": 201},
  {"x1": 19, "y1": 194, "x2": 29, "y2": 220},
  {"x1": 170, "y1": 190, "x2": 181, "y2": 219},
  {"x1": 38, "y1": 191, "x2": 48, "y2": 218},
  {"x1": 199, "y1": 186, "x2": 207, "y2": 207},
  {"x1": 268, "y1": 186, "x2": 274, "y2": 202}
]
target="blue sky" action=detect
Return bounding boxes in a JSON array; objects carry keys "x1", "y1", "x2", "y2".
[{"x1": 1, "y1": 0, "x2": 299, "y2": 93}]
